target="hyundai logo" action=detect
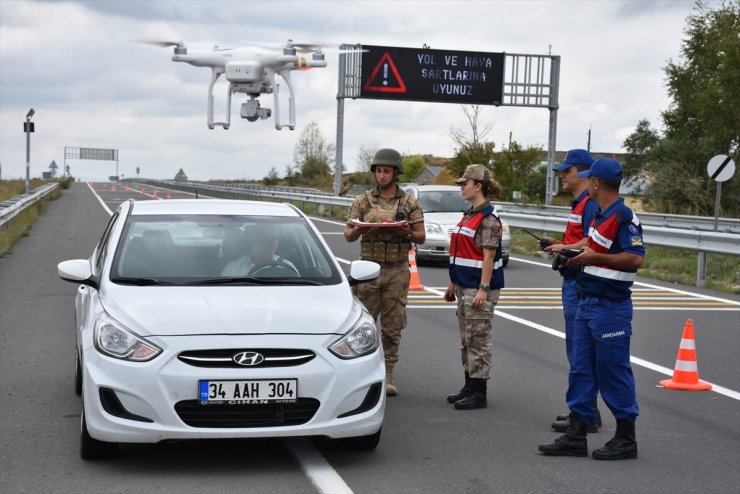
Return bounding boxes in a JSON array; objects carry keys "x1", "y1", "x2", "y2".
[{"x1": 233, "y1": 351, "x2": 264, "y2": 366}]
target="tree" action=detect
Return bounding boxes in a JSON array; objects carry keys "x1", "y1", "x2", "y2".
[
  {"x1": 293, "y1": 122, "x2": 334, "y2": 180},
  {"x1": 263, "y1": 166, "x2": 280, "y2": 186},
  {"x1": 357, "y1": 143, "x2": 378, "y2": 172},
  {"x1": 490, "y1": 141, "x2": 545, "y2": 202},
  {"x1": 624, "y1": 1, "x2": 739, "y2": 215},
  {"x1": 447, "y1": 105, "x2": 496, "y2": 178},
  {"x1": 399, "y1": 155, "x2": 427, "y2": 183},
  {"x1": 621, "y1": 119, "x2": 660, "y2": 190}
]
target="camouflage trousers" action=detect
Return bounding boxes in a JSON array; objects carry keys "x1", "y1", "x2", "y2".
[
  {"x1": 454, "y1": 286, "x2": 500, "y2": 379},
  {"x1": 354, "y1": 262, "x2": 409, "y2": 369}
]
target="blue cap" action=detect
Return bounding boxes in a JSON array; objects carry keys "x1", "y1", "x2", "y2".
[
  {"x1": 553, "y1": 149, "x2": 594, "y2": 171},
  {"x1": 578, "y1": 158, "x2": 624, "y2": 181}
]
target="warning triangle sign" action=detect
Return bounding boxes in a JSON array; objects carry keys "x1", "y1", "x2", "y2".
[{"x1": 363, "y1": 52, "x2": 407, "y2": 93}]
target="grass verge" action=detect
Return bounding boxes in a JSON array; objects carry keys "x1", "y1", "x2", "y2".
[{"x1": 0, "y1": 179, "x2": 71, "y2": 258}]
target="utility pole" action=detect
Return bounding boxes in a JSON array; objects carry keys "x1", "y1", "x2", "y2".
[
  {"x1": 587, "y1": 124, "x2": 592, "y2": 152},
  {"x1": 24, "y1": 109, "x2": 36, "y2": 194}
]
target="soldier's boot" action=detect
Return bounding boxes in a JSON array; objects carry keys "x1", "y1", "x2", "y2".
[
  {"x1": 446, "y1": 372, "x2": 471, "y2": 403},
  {"x1": 592, "y1": 420, "x2": 638, "y2": 460},
  {"x1": 385, "y1": 365, "x2": 398, "y2": 397},
  {"x1": 552, "y1": 397, "x2": 601, "y2": 433},
  {"x1": 454, "y1": 378, "x2": 487, "y2": 410},
  {"x1": 538, "y1": 413, "x2": 588, "y2": 457}
]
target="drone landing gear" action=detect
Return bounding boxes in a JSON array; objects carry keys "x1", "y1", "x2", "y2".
[{"x1": 207, "y1": 68, "x2": 231, "y2": 130}]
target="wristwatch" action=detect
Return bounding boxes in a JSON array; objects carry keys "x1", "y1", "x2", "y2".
[{"x1": 478, "y1": 284, "x2": 490, "y2": 292}]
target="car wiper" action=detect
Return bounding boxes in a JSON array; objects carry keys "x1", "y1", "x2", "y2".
[
  {"x1": 111, "y1": 277, "x2": 175, "y2": 286},
  {"x1": 184, "y1": 277, "x2": 324, "y2": 286},
  {"x1": 269, "y1": 278, "x2": 324, "y2": 286},
  {"x1": 184, "y1": 276, "x2": 271, "y2": 286}
]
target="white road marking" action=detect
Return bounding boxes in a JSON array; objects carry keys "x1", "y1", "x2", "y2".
[
  {"x1": 287, "y1": 439, "x2": 354, "y2": 494},
  {"x1": 87, "y1": 182, "x2": 113, "y2": 216}
]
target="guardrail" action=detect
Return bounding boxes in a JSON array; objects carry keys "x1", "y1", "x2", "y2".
[
  {"x1": 0, "y1": 183, "x2": 59, "y2": 229},
  {"x1": 128, "y1": 179, "x2": 739, "y2": 287}
]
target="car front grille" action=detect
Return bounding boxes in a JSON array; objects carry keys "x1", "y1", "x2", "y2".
[
  {"x1": 177, "y1": 349, "x2": 316, "y2": 368},
  {"x1": 174, "y1": 399, "x2": 320, "y2": 428}
]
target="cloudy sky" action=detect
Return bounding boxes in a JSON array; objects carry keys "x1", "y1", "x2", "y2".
[{"x1": 0, "y1": 0, "x2": 717, "y2": 183}]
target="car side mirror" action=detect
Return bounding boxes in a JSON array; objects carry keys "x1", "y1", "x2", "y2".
[
  {"x1": 348, "y1": 260, "x2": 380, "y2": 287},
  {"x1": 58, "y1": 259, "x2": 99, "y2": 289}
]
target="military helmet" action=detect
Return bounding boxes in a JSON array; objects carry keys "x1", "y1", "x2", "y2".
[{"x1": 370, "y1": 148, "x2": 404, "y2": 173}]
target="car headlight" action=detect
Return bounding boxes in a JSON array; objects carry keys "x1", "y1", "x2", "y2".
[
  {"x1": 329, "y1": 310, "x2": 379, "y2": 359},
  {"x1": 426, "y1": 223, "x2": 444, "y2": 235},
  {"x1": 94, "y1": 313, "x2": 162, "y2": 362},
  {"x1": 501, "y1": 221, "x2": 510, "y2": 235}
]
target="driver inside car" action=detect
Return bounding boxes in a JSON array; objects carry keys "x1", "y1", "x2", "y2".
[{"x1": 221, "y1": 224, "x2": 298, "y2": 276}]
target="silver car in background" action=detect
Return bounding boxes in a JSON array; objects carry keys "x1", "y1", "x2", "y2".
[{"x1": 403, "y1": 184, "x2": 511, "y2": 266}]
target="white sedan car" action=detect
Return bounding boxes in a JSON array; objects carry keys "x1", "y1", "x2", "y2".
[{"x1": 58, "y1": 199, "x2": 384, "y2": 459}]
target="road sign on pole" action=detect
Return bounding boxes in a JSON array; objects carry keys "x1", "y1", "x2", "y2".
[{"x1": 707, "y1": 154, "x2": 735, "y2": 183}]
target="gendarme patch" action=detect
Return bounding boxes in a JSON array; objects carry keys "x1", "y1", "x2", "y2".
[{"x1": 602, "y1": 330, "x2": 626, "y2": 339}]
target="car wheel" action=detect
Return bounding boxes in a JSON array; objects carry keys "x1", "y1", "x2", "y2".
[
  {"x1": 502, "y1": 256, "x2": 509, "y2": 268},
  {"x1": 412, "y1": 245, "x2": 423, "y2": 267},
  {"x1": 339, "y1": 427, "x2": 382, "y2": 450},
  {"x1": 74, "y1": 348, "x2": 82, "y2": 396},
  {"x1": 80, "y1": 399, "x2": 118, "y2": 459}
]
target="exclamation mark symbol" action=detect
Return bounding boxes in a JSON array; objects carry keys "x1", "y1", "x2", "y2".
[{"x1": 383, "y1": 63, "x2": 388, "y2": 86}]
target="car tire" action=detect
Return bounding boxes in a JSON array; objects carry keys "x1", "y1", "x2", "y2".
[
  {"x1": 74, "y1": 348, "x2": 82, "y2": 396},
  {"x1": 412, "y1": 245, "x2": 424, "y2": 267},
  {"x1": 80, "y1": 399, "x2": 118, "y2": 460},
  {"x1": 339, "y1": 427, "x2": 382, "y2": 450},
  {"x1": 502, "y1": 256, "x2": 509, "y2": 268}
]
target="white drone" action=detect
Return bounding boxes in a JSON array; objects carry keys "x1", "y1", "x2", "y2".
[{"x1": 145, "y1": 39, "x2": 331, "y2": 130}]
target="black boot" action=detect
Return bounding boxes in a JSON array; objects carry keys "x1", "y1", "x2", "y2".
[
  {"x1": 592, "y1": 420, "x2": 637, "y2": 460},
  {"x1": 552, "y1": 396, "x2": 601, "y2": 433},
  {"x1": 454, "y1": 378, "x2": 487, "y2": 410},
  {"x1": 551, "y1": 417, "x2": 599, "y2": 433},
  {"x1": 538, "y1": 413, "x2": 588, "y2": 457},
  {"x1": 446, "y1": 372, "x2": 470, "y2": 403}
]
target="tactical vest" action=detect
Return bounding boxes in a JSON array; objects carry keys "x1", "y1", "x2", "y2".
[
  {"x1": 579, "y1": 201, "x2": 641, "y2": 300},
  {"x1": 359, "y1": 191, "x2": 411, "y2": 263},
  {"x1": 563, "y1": 190, "x2": 591, "y2": 245},
  {"x1": 449, "y1": 205, "x2": 505, "y2": 289}
]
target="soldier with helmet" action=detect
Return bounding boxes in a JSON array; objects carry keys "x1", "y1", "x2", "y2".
[{"x1": 344, "y1": 148, "x2": 426, "y2": 396}]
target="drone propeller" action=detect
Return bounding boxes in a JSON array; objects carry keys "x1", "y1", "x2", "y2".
[{"x1": 133, "y1": 39, "x2": 185, "y2": 48}]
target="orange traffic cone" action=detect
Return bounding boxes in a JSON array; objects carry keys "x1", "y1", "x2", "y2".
[
  {"x1": 111, "y1": 184, "x2": 117, "y2": 191},
  {"x1": 152, "y1": 190, "x2": 159, "y2": 199},
  {"x1": 658, "y1": 319, "x2": 712, "y2": 391},
  {"x1": 166, "y1": 192, "x2": 171, "y2": 199},
  {"x1": 140, "y1": 187, "x2": 146, "y2": 196},
  {"x1": 408, "y1": 248, "x2": 425, "y2": 290},
  {"x1": 124, "y1": 186, "x2": 130, "y2": 192}
]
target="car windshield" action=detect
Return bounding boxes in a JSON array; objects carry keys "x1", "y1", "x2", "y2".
[
  {"x1": 110, "y1": 215, "x2": 341, "y2": 286},
  {"x1": 418, "y1": 190, "x2": 470, "y2": 213}
]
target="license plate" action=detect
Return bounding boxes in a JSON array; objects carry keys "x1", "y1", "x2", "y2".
[{"x1": 198, "y1": 379, "x2": 297, "y2": 405}]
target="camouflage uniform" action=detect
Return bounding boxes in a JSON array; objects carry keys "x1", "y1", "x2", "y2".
[
  {"x1": 453, "y1": 209, "x2": 502, "y2": 380},
  {"x1": 347, "y1": 186, "x2": 424, "y2": 380}
]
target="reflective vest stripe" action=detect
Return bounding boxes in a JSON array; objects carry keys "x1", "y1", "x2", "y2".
[
  {"x1": 583, "y1": 265, "x2": 637, "y2": 282},
  {"x1": 453, "y1": 257, "x2": 484, "y2": 269}
]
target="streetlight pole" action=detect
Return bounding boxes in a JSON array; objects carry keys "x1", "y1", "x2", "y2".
[{"x1": 24, "y1": 108, "x2": 35, "y2": 194}]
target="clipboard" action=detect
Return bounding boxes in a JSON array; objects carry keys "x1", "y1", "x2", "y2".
[{"x1": 351, "y1": 218, "x2": 408, "y2": 228}]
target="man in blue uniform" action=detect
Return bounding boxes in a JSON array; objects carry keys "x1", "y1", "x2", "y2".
[
  {"x1": 538, "y1": 158, "x2": 645, "y2": 460},
  {"x1": 542, "y1": 149, "x2": 601, "y2": 433}
]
